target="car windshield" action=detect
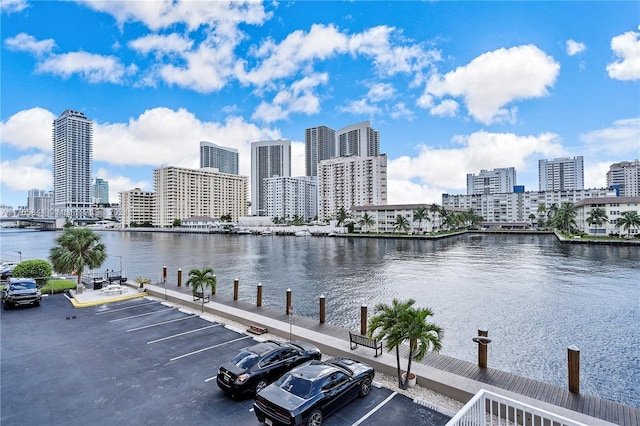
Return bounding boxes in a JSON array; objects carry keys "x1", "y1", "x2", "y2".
[
  {"x1": 230, "y1": 351, "x2": 260, "y2": 369},
  {"x1": 11, "y1": 282, "x2": 36, "y2": 290},
  {"x1": 276, "y1": 373, "x2": 314, "y2": 399}
]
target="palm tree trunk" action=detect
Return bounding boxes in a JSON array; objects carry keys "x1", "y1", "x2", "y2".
[
  {"x1": 403, "y1": 348, "x2": 414, "y2": 390},
  {"x1": 395, "y1": 346, "x2": 402, "y2": 388}
]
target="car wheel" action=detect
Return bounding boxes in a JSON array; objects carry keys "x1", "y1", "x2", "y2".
[
  {"x1": 255, "y1": 379, "x2": 268, "y2": 393},
  {"x1": 3, "y1": 301, "x2": 12, "y2": 310},
  {"x1": 359, "y1": 376, "x2": 372, "y2": 397},
  {"x1": 306, "y1": 409, "x2": 323, "y2": 426},
  {"x1": 34, "y1": 300, "x2": 40, "y2": 307}
]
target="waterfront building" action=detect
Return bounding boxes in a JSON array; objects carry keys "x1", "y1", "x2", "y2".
[
  {"x1": 153, "y1": 166, "x2": 248, "y2": 227},
  {"x1": 94, "y1": 178, "x2": 109, "y2": 205},
  {"x1": 119, "y1": 188, "x2": 154, "y2": 228},
  {"x1": 351, "y1": 203, "x2": 453, "y2": 233},
  {"x1": 442, "y1": 188, "x2": 617, "y2": 224},
  {"x1": 27, "y1": 189, "x2": 52, "y2": 217},
  {"x1": 251, "y1": 140, "x2": 291, "y2": 216},
  {"x1": 305, "y1": 125, "x2": 336, "y2": 177},
  {"x1": 575, "y1": 196, "x2": 640, "y2": 236},
  {"x1": 538, "y1": 156, "x2": 584, "y2": 191},
  {"x1": 606, "y1": 160, "x2": 639, "y2": 197},
  {"x1": 467, "y1": 167, "x2": 517, "y2": 195},
  {"x1": 336, "y1": 121, "x2": 380, "y2": 158},
  {"x1": 263, "y1": 176, "x2": 317, "y2": 222},
  {"x1": 317, "y1": 154, "x2": 387, "y2": 221},
  {"x1": 52, "y1": 109, "x2": 93, "y2": 218},
  {"x1": 200, "y1": 141, "x2": 239, "y2": 175}
]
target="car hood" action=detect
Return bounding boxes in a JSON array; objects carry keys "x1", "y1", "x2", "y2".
[{"x1": 258, "y1": 384, "x2": 308, "y2": 412}]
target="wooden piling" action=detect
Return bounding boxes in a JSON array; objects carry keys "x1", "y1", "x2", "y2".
[
  {"x1": 478, "y1": 328, "x2": 488, "y2": 368},
  {"x1": 319, "y1": 295, "x2": 325, "y2": 324},
  {"x1": 233, "y1": 278, "x2": 239, "y2": 300},
  {"x1": 177, "y1": 268, "x2": 182, "y2": 287},
  {"x1": 257, "y1": 283, "x2": 262, "y2": 307},
  {"x1": 286, "y1": 289, "x2": 292, "y2": 315},
  {"x1": 360, "y1": 305, "x2": 367, "y2": 335},
  {"x1": 568, "y1": 345, "x2": 580, "y2": 393}
]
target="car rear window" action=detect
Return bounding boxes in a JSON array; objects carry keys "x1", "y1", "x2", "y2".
[
  {"x1": 230, "y1": 351, "x2": 260, "y2": 369},
  {"x1": 276, "y1": 373, "x2": 314, "y2": 399}
]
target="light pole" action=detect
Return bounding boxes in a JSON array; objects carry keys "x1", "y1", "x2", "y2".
[{"x1": 15, "y1": 251, "x2": 22, "y2": 262}]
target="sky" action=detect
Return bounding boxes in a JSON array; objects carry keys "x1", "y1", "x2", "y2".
[{"x1": 1, "y1": 0, "x2": 639, "y2": 210}]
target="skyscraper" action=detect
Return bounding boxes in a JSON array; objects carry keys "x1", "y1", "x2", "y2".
[
  {"x1": 200, "y1": 141, "x2": 239, "y2": 175},
  {"x1": 336, "y1": 121, "x2": 379, "y2": 158},
  {"x1": 94, "y1": 178, "x2": 109, "y2": 204},
  {"x1": 607, "y1": 160, "x2": 639, "y2": 197},
  {"x1": 305, "y1": 125, "x2": 335, "y2": 177},
  {"x1": 251, "y1": 140, "x2": 291, "y2": 216},
  {"x1": 467, "y1": 167, "x2": 517, "y2": 195},
  {"x1": 538, "y1": 156, "x2": 584, "y2": 191},
  {"x1": 52, "y1": 110, "x2": 93, "y2": 215}
]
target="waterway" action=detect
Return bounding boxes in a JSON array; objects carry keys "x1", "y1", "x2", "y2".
[{"x1": 1, "y1": 229, "x2": 638, "y2": 407}]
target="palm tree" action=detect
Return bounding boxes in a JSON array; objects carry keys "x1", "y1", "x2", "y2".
[
  {"x1": 49, "y1": 228, "x2": 107, "y2": 293},
  {"x1": 429, "y1": 203, "x2": 441, "y2": 232},
  {"x1": 537, "y1": 204, "x2": 548, "y2": 228},
  {"x1": 554, "y1": 202, "x2": 577, "y2": 233},
  {"x1": 617, "y1": 211, "x2": 640, "y2": 237},
  {"x1": 358, "y1": 212, "x2": 375, "y2": 233},
  {"x1": 336, "y1": 207, "x2": 350, "y2": 232},
  {"x1": 393, "y1": 214, "x2": 410, "y2": 233},
  {"x1": 547, "y1": 203, "x2": 559, "y2": 225},
  {"x1": 413, "y1": 207, "x2": 428, "y2": 234},
  {"x1": 402, "y1": 307, "x2": 443, "y2": 390},
  {"x1": 185, "y1": 267, "x2": 217, "y2": 311},
  {"x1": 368, "y1": 299, "x2": 416, "y2": 388},
  {"x1": 586, "y1": 207, "x2": 608, "y2": 235},
  {"x1": 528, "y1": 213, "x2": 536, "y2": 228}
]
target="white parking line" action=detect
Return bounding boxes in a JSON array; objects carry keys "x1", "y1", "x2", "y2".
[
  {"x1": 351, "y1": 391, "x2": 397, "y2": 426},
  {"x1": 126, "y1": 314, "x2": 199, "y2": 332},
  {"x1": 109, "y1": 307, "x2": 175, "y2": 322},
  {"x1": 170, "y1": 335, "x2": 252, "y2": 361},
  {"x1": 94, "y1": 301, "x2": 158, "y2": 315},
  {"x1": 204, "y1": 376, "x2": 216, "y2": 382},
  {"x1": 147, "y1": 324, "x2": 222, "y2": 344}
]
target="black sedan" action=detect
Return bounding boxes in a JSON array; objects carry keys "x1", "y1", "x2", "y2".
[
  {"x1": 217, "y1": 340, "x2": 321, "y2": 398},
  {"x1": 253, "y1": 357, "x2": 374, "y2": 426}
]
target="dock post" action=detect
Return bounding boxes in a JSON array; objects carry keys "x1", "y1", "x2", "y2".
[
  {"x1": 256, "y1": 283, "x2": 262, "y2": 307},
  {"x1": 319, "y1": 295, "x2": 325, "y2": 324},
  {"x1": 478, "y1": 328, "x2": 488, "y2": 368},
  {"x1": 233, "y1": 278, "x2": 239, "y2": 300},
  {"x1": 286, "y1": 289, "x2": 292, "y2": 315},
  {"x1": 177, "y1": 268, "x2": 182, "y2": 287},
  {"x1": 162, "y1": 266, "x2": 167, "y2": 283},
  {"x1": 212, "y1": 275, "x2": 216, "y2": 295},
  {"x1": 568, "y1": 346, "x2": 580, "y2": 393},
  {"x1": 360, "y1": 305, "x2": 367, "y2": 335}
]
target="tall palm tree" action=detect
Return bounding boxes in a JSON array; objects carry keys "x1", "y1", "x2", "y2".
[
  {"x1": 413, "y1": 207, "x2": 428, "y2": 234},
  {"x1": 554, "y1": 202, "x2": 577, "y2": 233},
  {"x1": 586, "y1": 207, "x2": 608, "y2": 235},
  {"x1": 393, "y1": 214, "x2": 410, "y2": 233},
  {"x1": 401, "y1": 307, "x2": 443, "y2": 390},
  {"x1": 49, "y1": 227, "x2": 107, "y2": 292},
  {"x1": 358, "y1": 212, "x2": 375, "y2": 233},
  {"x1": 547, "y1": 203, "x2": 559, "y2": 225},
  {"x1": 537, "y1": 204, "x2": 548, "y2": 228},
  {"x1": 368, "y1": 299, "x2": 416, "y2": 387},
  {"x1": 185, "y1": 267, "x2": 217, "y2": 311},
  {"x1": 336, "y1": 207, "x2": 350, "y2": 231},
  {"x1": 429, "y1": 203, "x2": 441, "y2": 232},
  {"x1": 617, "y1": 211, "x2": 640, "y2": 237}
]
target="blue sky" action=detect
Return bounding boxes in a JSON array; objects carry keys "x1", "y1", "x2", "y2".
[{"x1": 1, "y1": 1, "x2": 638, "y2": 209}]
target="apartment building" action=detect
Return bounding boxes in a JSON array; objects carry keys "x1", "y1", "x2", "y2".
[
  {"x1": 467, "y1": 167, "x2": 517, "y2": 195},
  {"x1": 607, "y1": 160, "x2": 640, "y2": 197},
  {"x1": 575, "y1": 196, "x2": 640, "y2": 235},
  {"x1": 539, "y1": 156, "x2": 584, "y2": 191},
  {"x1": 317, "y1": 154, "x2": 387, "y2": 221},
  {"x1": 153, "y1": 166, "x2": 248, "y2": 228},
  {"x1": 94, "y1": 178, "x2": 109, "y2": 204},
  {"x1": 251, "y1": 140, "x2": 291, "y2": 216},
  {"x1": 263, "y1": 176, "x2": 317, "y2": 222},
  {"x1": 119, "y1": 188, "x2": 154, "y2": 228},
  {"x1": 27, "y1": 189, "x2": 52, "y2": 217},
  {"x1": 351, "y1": 203, "x2": 444, "y2": 233},
  {"x1": 336, "y1": 121, "x2": 380, "y2": 158},
  {"x1": 200, "y1": 141, "x2": 239, "y2": 175},
  {"x1": 305, "y1": 125, "x2": 336, "y2": 177}
]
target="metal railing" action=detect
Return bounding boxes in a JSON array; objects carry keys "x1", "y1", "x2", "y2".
[{"x1": 446, "y1": 389, "x2": 587, "y2": 426}]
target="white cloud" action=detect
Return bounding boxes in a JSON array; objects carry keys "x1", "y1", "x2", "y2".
[
  {"x1": 0, "y1": 155, "x2": 52, "y2": 192},
  {"x1": 366, "y1": 83, "x2": 395, "y2": 102},
  {"x1": 606, "y1": 31, "x2": 640, "y2": 81},
  {"x1": 37, "y1": 52, "x2": 133, "y2": 84},
  {"x1": 566, "y1": 39, "x2": 586, "y2": 56},
  {"x1": 390, "y1": 102, "x2": 414, "y2": 120},
  {"x1": 4, "y1": 33, "x2": 55, "y2": 56},
  {"x1": 128, "y1": 33, "x2": 194, "y2": 56},
  {"x1": 0, "y1": 107, "x2": 55, "y2": 151},
  {"x1": 338, "y1": 99, "x2": 381, "y2": 116},
  {"x1": 424, "y1": 44, "x2": 560, "y2": 124},
  {"x1": 0, "y1": 0, "x2": 28, "y2": 14},
  {"x1": 430, "y1": 99, "x2": 459, "y2": 117},
  {"x1": 580, "y1": 118, "x2": 640, "y2": 155}
]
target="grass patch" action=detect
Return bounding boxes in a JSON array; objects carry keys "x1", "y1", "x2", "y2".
[{"x1": 40, "y1": 279, "x2": 78, "y2": 294}]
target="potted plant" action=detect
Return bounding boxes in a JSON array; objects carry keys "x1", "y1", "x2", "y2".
[{"x1": 134, "y1": 276, "x2": 151, "y2": 292}]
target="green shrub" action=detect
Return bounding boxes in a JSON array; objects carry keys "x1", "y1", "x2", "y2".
[{"x1": 11, "y1": 260, "x2": 52, "y2": 287}]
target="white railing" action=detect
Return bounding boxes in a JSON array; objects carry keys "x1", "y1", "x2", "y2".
[{"x1": 446, "y1": 389, "x2": 588, "y2": 426}]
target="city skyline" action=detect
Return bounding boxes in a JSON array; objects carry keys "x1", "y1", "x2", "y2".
[{"x1": 1, "y1": 1, "x2": 638, "y2": 208}]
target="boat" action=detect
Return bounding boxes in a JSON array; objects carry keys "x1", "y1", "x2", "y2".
[
  {"x1": 295, "y1": 229, "x2": 311, "y2": 237},
  {"x1": 261, "y1": 229, "x2": 272, "y2": 235}
]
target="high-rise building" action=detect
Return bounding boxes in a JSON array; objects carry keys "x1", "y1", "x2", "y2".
[
  {"x1": 94, "y1": 178, "x2": 109, "y2": 204},
  {"x1": 52, "y1": 110, "x2": 93, "y2": 216},
  {"x1": 27, "y1": 189, "x2": 52, "y2": 217},
  {"x1": 467, "y1": 167, "x2": 517, "y2": 195},
  {"x1": 153, "y1": 166, "x2": 248, "y2": 228},
  {"x1": 336, "y1": 121, "x2": 379, "y2": 157},
  {"x1": 305, "y1": 125, "x2": 335, "y2": 177},
  {"x1": 251, "y1": 140, "x2": 291, "y2": 216},
  {"x1": 119, "y1": 188, "x2": 154, "y2": 228},
  {"x1": 200, "y1": 141, "x2": 239, "y2": 175},
  {"x1": 317, "y1": 154, "x2": 387, "y2": 221},
  {"x1": 263, "y1": 176, "x2": 317, "y2": 222},
  {"x1": 607, "y1": 160, "x2": 639, "y2": 197},
  {"x1": 538, "y1": 156, "x2": 584, "y2": 191}
]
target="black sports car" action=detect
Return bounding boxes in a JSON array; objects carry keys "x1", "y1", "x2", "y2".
[
  {"x1": 217, "y1": 340, "x2": 321, "y2": 398},
  {"x1": 253, "y1": 357, "x2": 374, "y2": 426}
]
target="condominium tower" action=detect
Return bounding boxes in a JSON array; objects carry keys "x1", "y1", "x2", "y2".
[
  {"x1": 200, "y1": 141, "x2": 239, "y2": 175},
  {"x1": 94, "y1": 178, "x2": 109, "y2": 204},
  {"x1": 251, "y1": 140, "x2": 291, "y2": 216},
  {"x1": 305, "y1": 125, "x2": 336, "y2": 177},
  {"x1": 336, "y1": 121, "x2": 379, "y2": 158},
  {"x1": 538, "y1": 156, "x2": 584, "y2": 191},
  {"x1": 467, "y1": 167, "x2": 517, "y2": 195},
  {"x1": 607, "y1": 160, "x2": 639, "y2": 197},
  {"x1": 119, "y1": 188, "x2": 154, "y2": 228},
  {"x1": 52, "y1": 110, "x2": 93, "y2": 215},
  {"x1": 263, "y1": 176, "x2": 317, "y2": 222}
]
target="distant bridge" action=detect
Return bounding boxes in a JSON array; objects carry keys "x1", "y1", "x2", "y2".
[{"x1": 0, "y1": 217, "x2": 64, "y2": 230}]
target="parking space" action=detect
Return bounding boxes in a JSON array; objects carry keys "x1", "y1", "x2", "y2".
[{"x1": 1, "y1": 294, "x2": 450, "y2": 425}]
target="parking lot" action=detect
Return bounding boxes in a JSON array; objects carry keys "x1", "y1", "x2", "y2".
[{"x1": 1, "y1": 294, "x2": 451, "y2": 425}]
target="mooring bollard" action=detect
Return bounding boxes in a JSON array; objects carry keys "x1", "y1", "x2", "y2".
[
  {"x1": 177, "y1": 268, "x2": 182, "y2": 287},
  {"x1": 257, "y1": 283, "x2": 262, "y2": 307},
  {"x1": 360, "y1": 305, "x2": 367, "y2": 335},
  {"x1": 162, "y1": 266, "x2": 167, "y2": 283},
  {"x1": 286, "y1": 289, "x2": 292, "y2": 315},
  {"x1": 319, "y1": 295, "x2": 325, "y2": 324},
  {"x1": 568, "y1": 345, "x2": 580, "y2": 393},
  {"x1": 233, "y1": 278, "x2": 239, "y2": 300},
  {"x1": 212, "y1": 274, "x2": 216, "y2": 295},
  {"x1": 472, "y1": 328, "x2": 491, "y2": 368}
]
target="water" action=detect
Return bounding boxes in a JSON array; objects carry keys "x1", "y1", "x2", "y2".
[{"x1": 1, "y1": 229, "x2": 638, "y2": 407}]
